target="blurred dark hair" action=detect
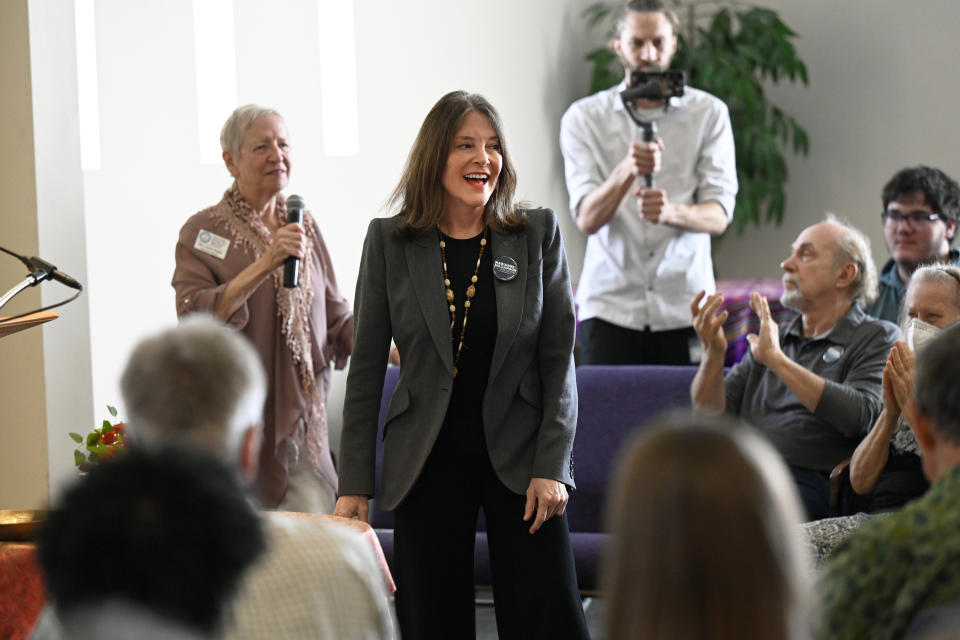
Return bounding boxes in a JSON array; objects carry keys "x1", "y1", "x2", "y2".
[
  {"x1": 882, "y1": 166, "x2": 960, "y2": 234},
  {"x1": 38, "y1": 447, "x2": 265, "y2": 636}
]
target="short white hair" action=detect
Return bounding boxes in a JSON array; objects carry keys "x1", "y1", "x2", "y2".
[
  {"x1": 900, "y1": 263, "x2": 960, "y2": 330},
  {"x1": 220, "y1": 104, "x2": 284, "y2": 157},
  {"x1": 826, "y1": 213, "x2": 879, "y2": 307},
  {"x1": 120, "y1": 314, "x2": 266, "y2": 463}
]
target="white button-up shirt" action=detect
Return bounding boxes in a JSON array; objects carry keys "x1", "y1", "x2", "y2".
[{"x1": 560, "y1": 82, "x2": 737, "y2": 331}]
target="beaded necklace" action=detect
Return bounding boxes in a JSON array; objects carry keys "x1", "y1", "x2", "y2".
[{"x1": 439, "y1": 227, "x2": 487, "y2": 379}]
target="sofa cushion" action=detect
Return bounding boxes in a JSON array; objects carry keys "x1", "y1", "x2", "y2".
[{"x1": 565, "y1": 366, "x2": 698, "y2": 534}]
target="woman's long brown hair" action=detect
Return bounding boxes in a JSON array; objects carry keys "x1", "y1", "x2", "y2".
[{"x1": 390, "y1": 91, "x2": 525, "y2": 238}]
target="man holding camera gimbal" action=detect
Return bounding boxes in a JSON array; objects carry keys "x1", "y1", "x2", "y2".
[{"x1": 560, "y1": 0, "x2": 737, "y2": 365}]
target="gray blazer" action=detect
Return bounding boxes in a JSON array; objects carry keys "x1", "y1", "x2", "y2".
[{"x1": 338, "y1": 209, "x2": 578, "y2": 511}]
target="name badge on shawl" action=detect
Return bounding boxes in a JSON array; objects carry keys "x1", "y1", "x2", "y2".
[{"x1": 194, "y1": 230, "x2": 231, "y2": 260}]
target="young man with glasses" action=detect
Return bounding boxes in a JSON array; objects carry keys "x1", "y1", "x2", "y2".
[{"x1": 866, "y1": 166, "x2": 960, "y2": 322}]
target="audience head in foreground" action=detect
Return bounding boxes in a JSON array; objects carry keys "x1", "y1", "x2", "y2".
[
  {"x1": 117, "y1": 315, "x2": 395, "y2": 640},
  {"x1": 121, "y1": 312, "x2": 266, "y2": 474},
  {"x1": 605, "y1": 414, "x2": 809, "y2": 640},
  {"x1": 818, "y1": 324, "x2": 960, "y2": 639},
  {"x1": 38, "y1": 447, "x2": 265, "y2": 640}
]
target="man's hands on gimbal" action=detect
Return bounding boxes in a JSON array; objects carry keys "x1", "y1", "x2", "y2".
[{"x1": 626, "y1": 138, "x2": 675, "y2": 225}]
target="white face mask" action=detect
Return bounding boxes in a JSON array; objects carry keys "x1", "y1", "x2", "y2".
[{"x1": 905, "y1": 317, "x2": 941, "y2": 353}]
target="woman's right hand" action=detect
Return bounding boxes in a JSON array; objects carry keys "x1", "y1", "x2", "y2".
[
  {"x1": 263, "y1": 222, "x2": 307, "y2": 271},
  {"x1": 333, "y1": 495, "x2": 370, "y2": 522}
]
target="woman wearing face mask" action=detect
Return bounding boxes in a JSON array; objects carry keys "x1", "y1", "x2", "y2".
[
  {"x1": 804, "y1": 265, "x2": 960, "y2": 567},
  {"x1": 848, "y1": 264, "x2": 960, "y2": 510}
]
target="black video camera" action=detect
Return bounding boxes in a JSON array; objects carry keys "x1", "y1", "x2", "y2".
[
  {"x1": 619, "y1": 69, "x2": 687, "y2": 188},
  {"x1": 621, "y1": 69, "x2": 686, "y2": 103}
]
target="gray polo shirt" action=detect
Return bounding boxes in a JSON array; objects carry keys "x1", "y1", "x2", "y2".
[{"x1": 725, "y1": 305, "x2": 899, "y2": 471}]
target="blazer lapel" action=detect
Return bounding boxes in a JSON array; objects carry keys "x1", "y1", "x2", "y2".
[
  {"x1": 405, "y1": 234, "x2": 454, "y2": 375},
  {"x1": 488, "y1": 229, "x2": 527, "y2": 381}
]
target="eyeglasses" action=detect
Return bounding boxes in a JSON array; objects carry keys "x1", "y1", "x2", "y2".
[{"x1": 881, "y1": 210, "x2": 943, "y2": 228}]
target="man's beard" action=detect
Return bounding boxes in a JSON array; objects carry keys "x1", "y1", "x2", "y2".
[{"x1": 780, "y1": 277, "x2": 808, "y2": 312}]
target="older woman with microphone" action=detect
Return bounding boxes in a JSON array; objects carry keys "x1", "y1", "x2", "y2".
[{"x1": 172, "y1": 104, "x2": 352, "y2": 513}]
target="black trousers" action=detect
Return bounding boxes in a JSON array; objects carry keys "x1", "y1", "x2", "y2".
[
  {"x1": 790, "y1": 465, "x2": 831, "y2": 520},
  {"x1": 579, "y1": 318, "x2": 697, "y2": 365},
  {"x1": 393, "y1": 421, "x2": 589, "y2": 640}
]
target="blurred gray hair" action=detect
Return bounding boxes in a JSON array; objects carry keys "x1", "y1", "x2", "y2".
[
  {"x1": 826, "y1": 213, "x2": 879, "y2": 307},
  {"x1": 899, "y1": 263, "x2": 960, "y2": 330},
  {"x1": 120, "y1": 314, "x2": 266, "y2": 464},
  {"x1": 220, "y1": 104, "x2": 284, "y2": 157}
]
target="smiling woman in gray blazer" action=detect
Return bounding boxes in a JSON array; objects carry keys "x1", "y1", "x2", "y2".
[{"x1": 334, "y1": 91, "x2": 589, "y2": 639}]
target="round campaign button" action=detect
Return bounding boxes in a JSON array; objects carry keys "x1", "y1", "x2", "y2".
[
  {"x1": 493, "y1": 256, "x2": 519, "y2": 281},
  {"x1": 822, "y1": 345, "x2": 844, "y2": 363}
]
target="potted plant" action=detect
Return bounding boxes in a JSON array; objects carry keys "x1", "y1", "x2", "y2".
[{"x1": 583, "y1": 1, "x2": 809, "y2": 233}]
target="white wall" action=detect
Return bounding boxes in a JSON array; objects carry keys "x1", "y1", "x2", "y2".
[
  {"x1": 21, "y1": 0, "x2": 960, "y2": 502},
  {"x1": 29, "y1": 0, "x2": 96, "y2": 504},
  {"x1": 26, "y1": 0, "x2": 597, "y2": 493},
  {"x1": 712, "y1": 0, "x2": 960, "y2": 279}
]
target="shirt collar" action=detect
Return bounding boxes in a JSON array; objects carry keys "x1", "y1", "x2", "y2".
[
  {"x1": 784, "y1": 304, "x2": 866, "y2": 345},
  {"x1": 878, "y1": 258, "x2": 902, "y2": 288}
]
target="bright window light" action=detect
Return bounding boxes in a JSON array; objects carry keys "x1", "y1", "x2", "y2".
[
  {"x1": 192, "y1": 0, "x2": 238, "y2": 164},
  {"x1": 318, "y1": 0, "x2": 360, "y2": 157},
  {"x1": 74, "y1": 0, "x2": 101, "y2": 171}
]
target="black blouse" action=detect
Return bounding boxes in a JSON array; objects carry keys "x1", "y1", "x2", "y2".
[{"x1": 438, "y1": 230, "x2": 497, "y2": 450}]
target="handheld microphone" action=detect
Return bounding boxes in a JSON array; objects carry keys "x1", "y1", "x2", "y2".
[
  {"x1": 283, "y1": 194, "x2": 305, "y2": 288},
  {"x1": 26, "y1": 256, "x2": 83, "y2": 290}
]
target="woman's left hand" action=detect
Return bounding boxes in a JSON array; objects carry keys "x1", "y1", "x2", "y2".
[{"x1": 523, "y1": 478, "x2": 568, "y2": 534}]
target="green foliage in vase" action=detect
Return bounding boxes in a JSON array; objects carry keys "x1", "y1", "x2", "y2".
[
  {"x1": 583, "y1": 2, "x2": 810, "y2": 233},
  {"x1": 69, "y1": 404, "x2": 126, "y2": 470}
]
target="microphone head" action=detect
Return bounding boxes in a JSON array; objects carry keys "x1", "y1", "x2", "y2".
[{"x1": 286, "y1": 194, "x2": 305, "y2": 212}]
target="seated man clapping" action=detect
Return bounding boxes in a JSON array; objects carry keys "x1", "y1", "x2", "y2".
[{"x1": 691, "y1": 216, "x2": 898, "y2": 519}]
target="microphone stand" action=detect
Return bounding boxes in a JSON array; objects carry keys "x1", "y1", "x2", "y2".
[
  {"x1": 0, "y1": 276, "x2": 41, "y2": 311},
  {"x1": 0, "y1": 245, "x2": 83, "y2": 317}
]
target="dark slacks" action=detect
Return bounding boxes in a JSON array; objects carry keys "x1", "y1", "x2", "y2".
[
  {"x1": 393, "y1": 421, "x2": 589, "y2": 640},
  {"x1": 790, "y1": 465, "x2": 831, "y2": 521},
  {"x1": 579, "y1": 318, "x2": 697, "y2": 365}
]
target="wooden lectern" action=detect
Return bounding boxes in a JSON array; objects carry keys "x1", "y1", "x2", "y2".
[{"x1": 0, "y1": 311, "x2": 58, "y2": 339}]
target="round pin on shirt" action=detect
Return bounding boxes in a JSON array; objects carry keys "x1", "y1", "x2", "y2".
[
  {"x1": 493, "y1": 256, "x2": 519, "y2": 281},
  {"x1": 822, "y1": 345, "x2": 844, "y2": 363}
]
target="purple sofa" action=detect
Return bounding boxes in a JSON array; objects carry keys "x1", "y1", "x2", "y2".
[{"x1": 367, "y1": 364, "x2": 699, "y2": 594}]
